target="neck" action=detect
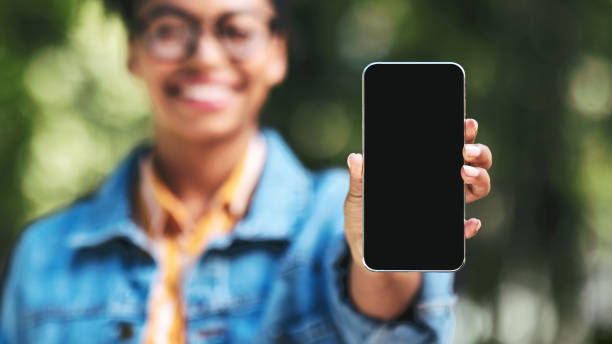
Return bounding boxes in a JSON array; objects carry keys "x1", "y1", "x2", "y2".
[{"x1": 151, "y1": 124, "x2": 258, "y2": 218}]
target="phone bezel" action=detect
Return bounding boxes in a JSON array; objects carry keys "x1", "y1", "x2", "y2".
[{"x1": 361, "y1": 61, "x2": 466, "y2": 272}]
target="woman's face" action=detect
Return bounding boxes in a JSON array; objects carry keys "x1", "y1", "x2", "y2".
[{"x1": 128, "y1": 0, "x2": 287, "y2": 142}]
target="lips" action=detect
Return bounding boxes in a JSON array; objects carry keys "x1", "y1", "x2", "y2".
[{"x1": 166, "y1": 81, "x2": 236, "y2": 112}]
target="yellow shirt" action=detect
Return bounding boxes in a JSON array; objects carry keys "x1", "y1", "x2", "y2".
[{"x1": 133, "y1": 132, "x2": 267, "y2": 344}]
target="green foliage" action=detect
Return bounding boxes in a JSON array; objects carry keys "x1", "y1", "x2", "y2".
[{"x1": 0, "y1": 0, "x2": 78, "y2": 264}]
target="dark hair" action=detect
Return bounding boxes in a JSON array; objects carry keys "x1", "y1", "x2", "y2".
[{"x1": 102, "y1": 0, "x2": 291, "y2": 37}]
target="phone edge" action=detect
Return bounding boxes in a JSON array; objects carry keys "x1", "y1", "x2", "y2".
[{"x1": 360, "y1": 61, "x2": 467, "y2": 273}]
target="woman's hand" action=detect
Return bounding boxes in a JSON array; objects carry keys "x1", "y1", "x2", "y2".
[
  {"x1": 461, "y1": 118, "x2": 492, "y2": 238},
  {"x1": 341, "y1": 117, "x2": 492, "y2": 320},
  {"x1": 344, "y1": 118, "x2": 492, "y2": 262}
]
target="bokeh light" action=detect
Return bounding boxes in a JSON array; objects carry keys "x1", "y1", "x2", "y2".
[
  {"x1": 19, "y1": 0, "x2": 151, "y2": 221},
  {"x1": 569, "y1": 56, "x2": 612, "y2": 119}
]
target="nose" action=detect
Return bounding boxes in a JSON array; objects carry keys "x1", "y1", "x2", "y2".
[{"x1": 191, "y1": 30, "x2": 227, "y2": 67}]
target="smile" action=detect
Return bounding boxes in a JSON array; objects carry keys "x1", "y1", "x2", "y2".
[{"x1": 169, "y1": 82, "x2": 236, "y2": 112}]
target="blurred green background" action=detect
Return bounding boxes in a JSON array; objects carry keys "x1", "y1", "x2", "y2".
[{"x1": 2, "y1": 0, "x2": 612, "y2": 342}]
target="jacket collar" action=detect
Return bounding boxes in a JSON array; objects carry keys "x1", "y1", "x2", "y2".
[{"x1": 66, "y1": 127, "x2": 312, "y2": 250}]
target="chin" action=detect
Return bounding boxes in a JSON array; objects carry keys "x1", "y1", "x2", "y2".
[{"x1": 167, "y1": 113, "x2": 249, "y2": 143}]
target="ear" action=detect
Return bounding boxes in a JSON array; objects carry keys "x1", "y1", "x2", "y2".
[
  {"x1": 127, "y1": 39, "x2": 143, "y2": 78},
  {"x1": 265, "y1": 35, "x2": 288, "y2": 86}
]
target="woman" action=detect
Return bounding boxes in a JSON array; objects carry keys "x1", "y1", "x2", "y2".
[{"x1": 0, "y1": 0, "x2": 492, "y2": 342}]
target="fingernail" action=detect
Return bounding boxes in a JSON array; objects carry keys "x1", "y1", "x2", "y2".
[
  {"x1": 465, "y1": 145, "x2": 480, "y2": 157},
  {"x1": 464, "y1": 165, "x2": 479, "y2": 177},
  {"x1": 347, "y1": 154, "x2": 354, "y2": 168},
  {"x1": 348, "y1": 153, "x2": 361, "y2": 169},
  {"x1": 476, "y1": 219, "x2": 482, "y2": 231}
]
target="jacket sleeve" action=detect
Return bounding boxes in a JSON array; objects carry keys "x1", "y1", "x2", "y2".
[
  {"x1": 1, "y1": 229, "x2": 30, "y2": 344},
  {"x1": 319, "y1": 169, "x2": 458, "y2": 344}
]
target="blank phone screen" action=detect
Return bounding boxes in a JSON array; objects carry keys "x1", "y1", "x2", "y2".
[{"x1": 362, "y1": 62, "x2": 465, "y2": 271}]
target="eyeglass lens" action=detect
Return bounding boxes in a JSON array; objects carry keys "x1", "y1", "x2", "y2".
[{"x1": 140, "y1": 11, "x2": 274, "y2": 62}]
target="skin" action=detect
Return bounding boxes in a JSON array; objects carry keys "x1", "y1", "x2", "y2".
[
  {"x1": 344, "y1": 118, "x2": 492, "y2": 319},
  {"x1": 128, "y1": 0, "x2": 493, "y2": 322},
  {"x1": 128, "y1": 0, "x2": 287, "y2": 217}
]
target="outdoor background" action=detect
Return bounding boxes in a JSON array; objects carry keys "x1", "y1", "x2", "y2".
[{"x1": 1, "y1": 0, "x2": 612, "y2": 343}]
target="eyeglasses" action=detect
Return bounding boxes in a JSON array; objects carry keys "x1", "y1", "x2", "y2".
[{"x1": 132, "y1": 6, "x2": 279, "y2": 63}]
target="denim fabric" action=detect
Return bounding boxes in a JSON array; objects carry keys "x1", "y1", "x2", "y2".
[{"x1": 1, "y1": 127, "x2": 457, "y2": 343}]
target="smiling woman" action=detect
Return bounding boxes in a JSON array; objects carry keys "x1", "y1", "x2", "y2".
[
  {"x1": 0, "y1": 0, "x2": 493, "y2": 343},
  {"x1": 124, "y1": 0, "x2": 289, "y2": 143}
]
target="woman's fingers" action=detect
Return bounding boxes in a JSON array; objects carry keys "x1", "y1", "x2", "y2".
[
  {"x1": 461, "y1": 165, "x2": 491, "y2": 203},
  {"x1": 463, "y1": 118, "x2": 488, "y2": 238},
  {"x1": 463, "y1": 143, "x2": 492, "y2": 169},
  {"x1": 464, "y1": 218, "x2": 481, "y2": 239},
  {"x1": 464, "y1": 118, "x2": 478, "y2": 144}
]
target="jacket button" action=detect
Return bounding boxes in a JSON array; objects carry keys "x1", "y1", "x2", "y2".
[{"x1": 117, "y1": 322, "x2": 134, "y2": 340}]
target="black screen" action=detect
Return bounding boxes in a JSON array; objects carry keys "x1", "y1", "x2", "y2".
[{"x1": 362, "y1": 62, "x2": 465, "y2": 271}]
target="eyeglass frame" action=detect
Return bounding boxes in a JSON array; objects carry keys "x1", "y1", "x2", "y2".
[{"x1": 129, "y1": 5, "x2": 282, "y2": 63}]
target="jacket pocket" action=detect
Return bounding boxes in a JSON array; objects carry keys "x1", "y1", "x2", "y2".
[
  {"x1": 271, "y1": 314, "x2": 340, "y2": 344},
  {"x1": 24, "y1": 303, "x2": 145, "y2": 344}
]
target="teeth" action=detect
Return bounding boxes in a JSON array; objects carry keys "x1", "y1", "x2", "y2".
[{"x1": 182, "y1": 84, "x2": 231, "y2": 102}]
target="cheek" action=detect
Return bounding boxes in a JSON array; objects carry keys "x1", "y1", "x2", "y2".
[
  {"x1": 234, "y1": 59, "x2": 275, "y2": 110},
  {"x1": 140, "y1": 65, "x2": 180, "y2": 125},
  {"x1": 144, "y1": 70, "x2": 174, "y2": 107},
  {"x1": 227, "y1": 69, "x2": 270, "y2": 129}
]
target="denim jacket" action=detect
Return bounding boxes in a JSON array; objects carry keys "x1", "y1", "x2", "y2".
[{"x1": 1, "y1": 127, "x2": 457, "y2": 343}]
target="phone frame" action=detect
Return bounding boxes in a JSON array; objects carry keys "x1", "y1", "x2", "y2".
[{"x1": 361, "y1": 61, "x2": 467, "y2": 272}]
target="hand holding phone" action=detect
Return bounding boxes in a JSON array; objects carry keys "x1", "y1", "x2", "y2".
[{"x1": 360, "y1": 62, "x2": 468, "y2": 271}]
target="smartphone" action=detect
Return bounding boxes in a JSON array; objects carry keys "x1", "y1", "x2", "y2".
[{"x1": 362, "y1": 62, "x2": 465, "y2": 271}]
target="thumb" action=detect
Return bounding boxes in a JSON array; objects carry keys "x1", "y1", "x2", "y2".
[
  {"x1": 344, "y1": 153, "x2": 364, "y2": 262},
  {"x1": 346, "y1": 153, "x2": 363, "y2": 202}
]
